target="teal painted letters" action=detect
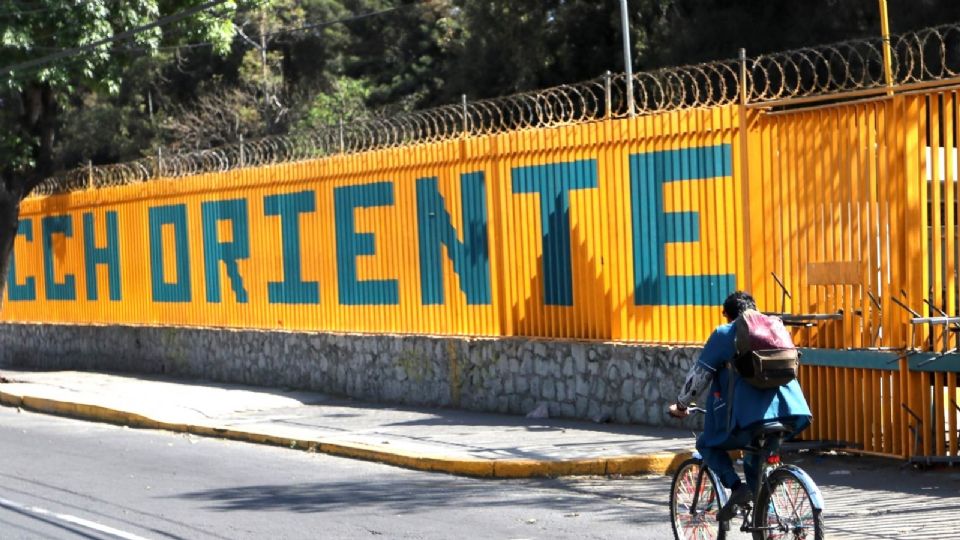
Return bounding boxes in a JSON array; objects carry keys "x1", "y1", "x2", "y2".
[
  {"x1": 630, "y1": 144, "x2": 736, "y2": 306},
  {"x1": 202, "y1": 199, "x2": 250, "y2": 303},
  {"x1": 149, "y1": 204, "x2": 192, "y2": 302},
  {"x1": 416, "y1": 172, "x2": 491, "y2": 305},
  {"x1": 334, "y1": 182, "x2": 398, "y2": 305},
  {"x1": 83, "y1": 211, "x2": 121, "y2": 301},
  {"x1": 42, "y1": 215, "x2": 76, "y2": 301},
  {"x1": 265, "y1": 191, "x2": 320, "y2": 304},
  {"x1": 511, "y1": 160, "x2": 598, "y2": 306},
  {"x1": 8, "y1": 219, "x2": 35, "y2": 301}
]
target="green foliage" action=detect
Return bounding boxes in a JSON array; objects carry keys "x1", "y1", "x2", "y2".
[
  {"x1": 294, "y1": 75, "x2": 371, "y2": 131},
  {"x1": 0, "y1": 1, "x2": 237, "y2": 182},
  {"x1": 3, "y1": 0, "x2": 960, "y2": 183},
  {"x1": 56, "y1": 94, "x2": 159, "y2": 165}
]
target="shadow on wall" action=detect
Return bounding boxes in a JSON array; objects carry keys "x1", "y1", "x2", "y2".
[{"x1": 512, "y1": 219, "x2": 611, "y2": 340}]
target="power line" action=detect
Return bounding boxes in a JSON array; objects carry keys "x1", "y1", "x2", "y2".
[{"x1": 1, "y1": 0, "x2": 232, "y2": 75}]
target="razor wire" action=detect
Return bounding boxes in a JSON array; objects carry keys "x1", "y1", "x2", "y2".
[{"x1": 33, "y1": 20, "x2": 960, "y2": 196}]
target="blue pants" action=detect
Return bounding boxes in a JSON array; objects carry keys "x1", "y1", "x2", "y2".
[
  {"x1": 697, "y1": 428, "x2": 758, "y2": 492},
  {"x1": 696, "y1": 425, "x2": 787, "y2": 493}
]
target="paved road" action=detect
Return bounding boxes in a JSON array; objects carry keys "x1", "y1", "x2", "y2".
[{"x1": 1, "y1": 407, "x2": 958, "y2": 539}]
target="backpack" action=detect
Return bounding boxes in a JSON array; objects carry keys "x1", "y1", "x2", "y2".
[{"x1": 731, "y1": 309, "x2": 800, "y2": 389}]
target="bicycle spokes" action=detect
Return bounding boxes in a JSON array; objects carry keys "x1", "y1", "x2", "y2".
[
  {"x1": 765, "y1": 475, "x2": 816, "y2": 539},
  {"x1": 673, "y1": 464, "x2": 721, "y2": 540}
]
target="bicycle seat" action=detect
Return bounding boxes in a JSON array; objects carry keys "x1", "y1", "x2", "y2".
[
  {"x1": 743, "y1": 422, "x2": 792, "y2": 453},
  {"x1": 753, "y1": 421, "x2": 791, "y2": 437}
]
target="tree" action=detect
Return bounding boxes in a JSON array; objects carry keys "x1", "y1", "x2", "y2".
[
  {"x1": 643, "y1": 0, "x2": 960, "y2": 67},
  {"x1": 341, "y1": 0, "x2": 462, "y2": 109},
  {"x1": 429, "y1": 0, "x2": 655, "y2": 103},
  {"x1": 0, "y1": 0, "x2": 236, "y2": 306}
]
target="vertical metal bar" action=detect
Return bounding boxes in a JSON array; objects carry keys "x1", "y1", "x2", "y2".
[
  {"x1": 855, "y1": 368, "x2": 865, "y2": 448},
  {"x1": 894, "y1": 360, "x2": 905, "y2": 456},
  {"x1": 618, "y1": 0, "x2": 635, "y2": 117},
  {"x1": 859, "y1": 105, "x2": 873, "y2": 348},
  {"x1": 852, "y1": 106, "x2": 866, "y2": 348},
  {"x1": 879, "y1": 101, "x2": 893, "y2": 348},
  {"x1": 844, "y1": 368, "x2": 854, "y2": 445},
  {"x1": 515, "y1": 141, "x2": 531, "y2": 338},
  {"x1": 487, "y1": 136, "x2": 510, "y2": 337},
  {"x1": 945, "y1": 92, "x2": 957, "y2": 345},
  {"x1": 878, "y1": 0, "x2": 895, "y2": 95},
  {"x1": 810, "y1": 110, "x2": 823, "y2": 347},
  {"x1": 87, "y1": 160, "x2": 94, "y2": 190},
  {"x1": 883, "y1": 370, "x2": 894, "y2": 454},
  {"x1": 604, "y1": 71, "x2": 612, "y2": 120},
  {"x1": 870, "y1": 369, "x2": 878, "y2": 453},
  {"x1": 462, "y1": 94, "x2": 469, "y2": 136},
  {"x1": 935, "y1": 371, "x2": 946, "y2": 456},
  {"x1": 841, "y1": 107, "x2": 856, "y2": 349},
  {"x1": 821, "y1": 366, "x2": 831, "y2": 441},
  {"x1": 905, "y1": 96, "x2": 926, "y2": 347},
  {"x1": 738, "y1": 49, "x2": 753, "y2": 293},
  {"x1": 823, "y1": 367, "x2": 843, "y2": 440},
  {"x1": 787, "y1": 113, "x2": 802, "y2": 338},
  {"x1": 569, "y1": 132, "x2": 583, "y2": 339},
  {"x1": 931, "y1": 95, "x2": 944, "y2": 351},
  {"x1": 862, "y1": 368, "x2": 873, "y2": 450},
  {"x1": 949, "y1": 373, "x2": 958, "y2": 456},
  {"x1": 827, "y1": 108, "x2": 840, "y2": 348},
  {"x1": 918, "y1": 97, "x2": 931, "y2": 348},
  {"x1": 607, "y1": 112, "x2": 626, "y2": 340},
  {"x1": 696, "y1": 107, "x2": 709, "y2": 342},
  {"x1": 922, "y1": 372, "x2": 933, "y2": 456},
  {"x1": 763, "y1": 110, "x2": 778, "y2": 310}
]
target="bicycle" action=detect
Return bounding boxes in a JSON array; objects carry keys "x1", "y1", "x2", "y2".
[{"x1": 669, "y1": 406, "x2": 825, "y2": 540}]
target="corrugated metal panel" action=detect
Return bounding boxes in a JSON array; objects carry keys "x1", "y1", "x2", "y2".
[
  {"x1": 744, "y1": 98, "x2": 924, "y2": 351},
  {"x1": 608, "y1": 106, "x2": 741, "y2": 343},
  {"x1": 8, "y1": 141, "x2": 504, "y2": 336}
]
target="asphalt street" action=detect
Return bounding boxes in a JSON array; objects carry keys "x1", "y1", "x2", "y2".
[{"x1": 1, "y1": 407, "x2": 959, "y2": 539}]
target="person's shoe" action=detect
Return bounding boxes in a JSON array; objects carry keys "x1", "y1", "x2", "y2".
[{"x1": 718, "y1": 484, "x2": 752, "y2": 521}]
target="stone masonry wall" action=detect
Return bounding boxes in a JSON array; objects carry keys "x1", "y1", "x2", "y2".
[{"x1": 0, "y1": 323, "x2": 704, "y2": 428}]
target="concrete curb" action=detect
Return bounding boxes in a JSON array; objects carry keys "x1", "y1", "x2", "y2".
[{"x1": 0, "y1": 389, "x2": 692, "y2": 478}]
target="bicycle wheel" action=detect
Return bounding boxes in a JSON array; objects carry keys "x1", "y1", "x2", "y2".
[
  {"x1": 753, "y1": 468, "x2": 824, "y2": 540},
  {"x1": 670, "y1": 458, "x2": 727, "y2": 540}
]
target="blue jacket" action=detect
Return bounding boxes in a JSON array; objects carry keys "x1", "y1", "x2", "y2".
[{"x1": 698, "y1": 322, "x2": 812, "y2": 446}]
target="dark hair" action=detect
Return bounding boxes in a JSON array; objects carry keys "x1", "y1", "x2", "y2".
[{"x1": 722, "y1": 291, "x2": 757, "y2": 319}]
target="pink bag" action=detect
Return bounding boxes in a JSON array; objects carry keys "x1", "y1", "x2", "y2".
[{"x1": 732, "y1": 309, "x2": 799, "y2": 389}]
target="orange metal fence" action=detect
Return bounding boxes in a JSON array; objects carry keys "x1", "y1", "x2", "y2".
[
  {"x1": 745, "y1": 97, "x2": 913, "y2": 351},
  {"x1": 5, "y1": 87, "x2": 960, "y2": 461},
  {"x1": 782, "y1": 91, "x2": 960, "y2": 462},
  {"x1": 5, "y1": 106, "x2": 745, "y2": 343}
]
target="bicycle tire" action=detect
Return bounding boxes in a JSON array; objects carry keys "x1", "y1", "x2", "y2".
[
  {"x1": 670, "y1": 457, "x2": 727, "y2": 540},
  {"x1": 752, "y1": 467, "x2": 824, "y2": 540}
]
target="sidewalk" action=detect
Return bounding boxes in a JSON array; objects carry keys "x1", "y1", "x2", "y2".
[{"x1": 0, "y1": 369, "x2": 696, "y2": 478}]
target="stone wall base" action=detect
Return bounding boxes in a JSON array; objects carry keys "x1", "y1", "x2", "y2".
[{"x1": 0, "y1": 323, "x2": 703, "y2": 428}]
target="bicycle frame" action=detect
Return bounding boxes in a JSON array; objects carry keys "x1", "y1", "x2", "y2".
[{"x1": 673, "y1": 407, "x2": 824, "y2": 540}]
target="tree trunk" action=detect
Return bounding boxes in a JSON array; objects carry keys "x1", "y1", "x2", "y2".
[{"x1": 0, "y1": 82, "x2": 58, "y2": 309}]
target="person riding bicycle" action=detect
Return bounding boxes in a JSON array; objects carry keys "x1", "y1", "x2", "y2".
[{"x1": 667, "y1": 291, "x2": 812, "y2": 521}]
